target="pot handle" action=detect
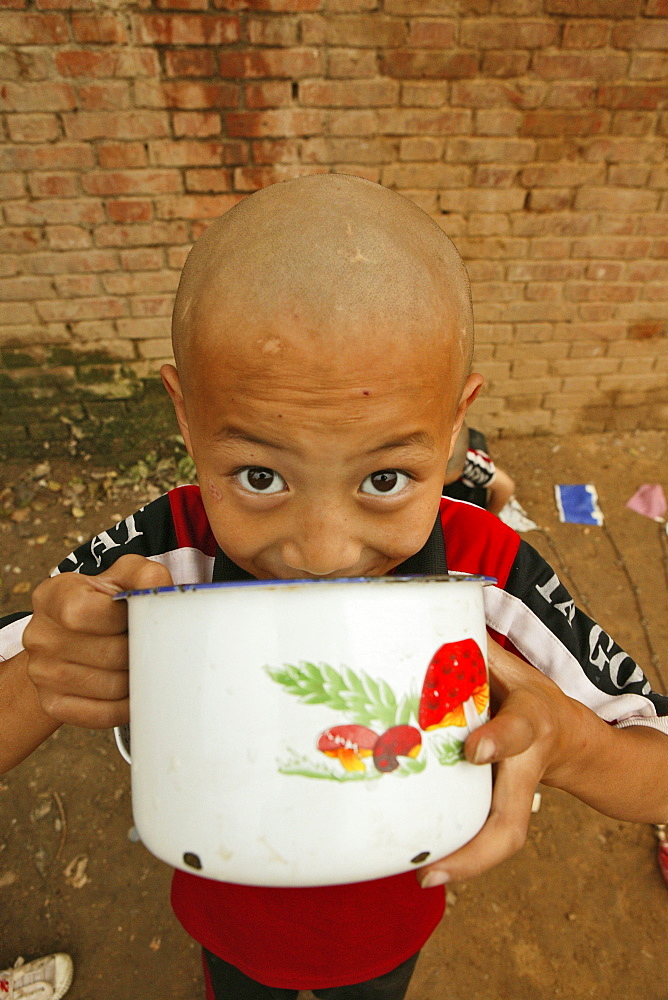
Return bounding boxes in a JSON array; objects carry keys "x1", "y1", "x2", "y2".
[{"x1": 114, "y1": 723, "x2": 131, "y2": 764}]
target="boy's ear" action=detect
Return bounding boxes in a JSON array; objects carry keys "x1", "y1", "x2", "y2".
[
  {"x1": 449, "y1": 372, "x2": 484, "y2": 460},
  {"x1": 161, "y1": 364, "x2": 194, "y2": 458}
]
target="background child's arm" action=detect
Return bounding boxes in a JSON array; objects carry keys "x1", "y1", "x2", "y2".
[
  {"x1": 486, "y1": 467, "x2": 515, "y2": 515},
  {"x1": 418, "y1": 638, "x2": 668, "y2": 887},
  {"x1": 0, "y1": 555, "x2": 172, "y2": 774}
]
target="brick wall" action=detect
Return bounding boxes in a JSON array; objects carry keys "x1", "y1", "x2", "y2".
[{"x1": 1, "y1": 0, "x2": 667, "y2": 457}]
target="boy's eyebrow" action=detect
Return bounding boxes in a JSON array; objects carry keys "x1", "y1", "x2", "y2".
[
  {"x1": 216, "y1": 428, "x2": 289, "y2": 451},
  {"x1": 217, "y1": 428, "x2": 435, "y2": 454},
  {"x1": 367, "y1": 431, "x2": 436, "y2": 453}
]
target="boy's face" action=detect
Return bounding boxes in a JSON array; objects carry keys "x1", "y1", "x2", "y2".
[{"x1": 163, "y1": 316, "x2": 481, "y2": 580}]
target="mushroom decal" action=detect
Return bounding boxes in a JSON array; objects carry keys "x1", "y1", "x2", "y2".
[
  {"x1": 372, "y1": 725, "x2": 422, "y2": 773},
  {"x1": 418, "y1": 639, "x2": 489, "y2": 732},
  {"x1": 317, "y1": 725, "x2": 378, "y2": 772}
]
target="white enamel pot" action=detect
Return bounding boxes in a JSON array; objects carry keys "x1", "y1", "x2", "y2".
[{"x1": 115, "y1": 574, "x2": 494, "y2": 887}]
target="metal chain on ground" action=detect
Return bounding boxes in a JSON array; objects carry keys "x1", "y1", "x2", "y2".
[
  {"x1": 601, "y1": 523, "x2": 666, "y2": 696},
  {"x1": 535, "y1": 522, "x2": 665, "y2": 694},
  {"x1": 660, "y1": 524, "x2": 668, "y2": 593}
]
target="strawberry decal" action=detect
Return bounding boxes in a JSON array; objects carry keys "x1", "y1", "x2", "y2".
[{"x1": 418, "y1": 639, "x2": 489, "y2": 732}]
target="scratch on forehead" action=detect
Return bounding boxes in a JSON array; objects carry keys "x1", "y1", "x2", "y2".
[
  {"x1": 259, "y1": 336, "x2": 283, "y2": 355},
  {"x1": 340, "y1": 218, "x2": 372, "y2": 264},
  {"x1": 178, "y1": 292, "x2": 194, "y2": 325},
  {"x1": 338, "y1": 246, "x2": 371, "y2": 264},
  {"x1": 457, "y1": 322, "x2": 468, "y2": 357}
]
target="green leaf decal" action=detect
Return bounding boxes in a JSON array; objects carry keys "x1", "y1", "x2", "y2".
[
  {"x1": 265, "y1": 661, "x2": 418, "y2": 729},
  {"x1": 432, "y1": 735, "x2": 466, "y2": 766},
  {"x1": 277, "y1": 749, "x2": 383, "y2": 783},
  {"x1": 394, "y1": 754, "x2": 427, "y2": 777},
  {"x1": 396, "y1": 689, "x2": 420, "y2": 726},
  {"x1": 345, "y1": 667, "x2": 365, "y2": 696}
]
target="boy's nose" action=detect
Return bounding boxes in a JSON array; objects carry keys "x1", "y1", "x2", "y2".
[{"x1": 281, "y1": 506, "x2": 363, "y2": 578}]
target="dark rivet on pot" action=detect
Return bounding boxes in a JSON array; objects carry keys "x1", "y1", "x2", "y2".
[
  {"x1": 410, "y1": 851, "x2": 430, "y2": 864},
  {"x1": 183, "y1": 851, "x2": 202, "y2": 870}
]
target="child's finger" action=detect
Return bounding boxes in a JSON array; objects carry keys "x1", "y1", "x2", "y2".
[
  {"x1": 30, "y1": 573, "x2": 129, "y2": 637},
  {"x1": 97, "y1": 553, "x2": 174, "y2": 596},
  {"x1": 30, "y1": 555, "x2": 174, "y2": 637},
  {"x1": 463, "y1": 703, "x2": 536, "y2": 766},
  {"x1": 36, "y1": 692, "x2": 129, "y2": 730},
  {"x1": 417, "y1": 749, "x2": 541, "y2": 887},
  {"x1": 28, "y1": 644, "x2": 129, "y2": 700},
  {"x1": 486, "y1": 635, "x2": 535, "y2": 695},
  {"x1": 25, "y1": 617, "x2": 129, "y2": 674}
]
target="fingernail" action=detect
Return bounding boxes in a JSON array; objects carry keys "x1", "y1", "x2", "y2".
[
  {"x1": 472, "y1": 736, "x2": 496, "y2": 765},
  {"x1": 420, "y1": 870, "x2": 450, "y2": 889},
  {"x1": 89, "y1": 578, "x2": 124, "y2": 596}
]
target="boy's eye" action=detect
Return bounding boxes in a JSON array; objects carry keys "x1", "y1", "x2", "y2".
[
  {"x1": 360, "y1": 470, "x2": 411, "y2": 497},
  {"x1": 236, "y1": 467, "x2": 287, "y2": 495}
]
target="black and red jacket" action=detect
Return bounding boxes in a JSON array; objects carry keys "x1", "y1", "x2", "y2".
[{"x1": 2, "y1": 487, "x2": 666, "y2": 989}]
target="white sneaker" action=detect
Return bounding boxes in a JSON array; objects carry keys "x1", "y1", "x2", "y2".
[{"x1": 0, "y1": 954, "x2": 73, "y2": 1000}]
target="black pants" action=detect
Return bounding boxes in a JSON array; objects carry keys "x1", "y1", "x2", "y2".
[{"x1": 203, "y1": 949, "x2": 420, "y2": 1000}]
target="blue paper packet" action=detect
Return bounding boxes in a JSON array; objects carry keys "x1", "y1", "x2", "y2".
[{"x1": 554, "y1": 484, "x2": 604, "y2": 526}]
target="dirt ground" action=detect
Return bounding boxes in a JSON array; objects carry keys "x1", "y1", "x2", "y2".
[{"x1": 1, "y1": 430, "x2": 667, "y2": 1000}]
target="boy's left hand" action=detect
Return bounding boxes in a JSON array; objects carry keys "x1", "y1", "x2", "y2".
[{"x1": 418, "y1": 636, "x2": 576, "y2": 888}]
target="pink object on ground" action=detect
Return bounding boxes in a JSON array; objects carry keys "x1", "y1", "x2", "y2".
[
  {"x1": 659, "y1": 838, "x2": 668, "y2": 888},
  {"x1": 625, "y1": 484, "x2": 667, "y2": 522},
  {"x1": 656, "y1": 826, "x2": 668, "y2": 888}
]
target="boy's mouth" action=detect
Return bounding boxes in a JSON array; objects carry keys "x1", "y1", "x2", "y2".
[{"x1": 272, "y1": 563, "x2": 392, "y2": 581}]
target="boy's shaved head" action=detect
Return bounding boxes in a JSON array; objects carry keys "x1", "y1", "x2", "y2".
[
  {"x1": 171, "y1": 174, "x2": 473, "y2": 391},
  {"x1": 163, "y1": 175, "x2": 483, "y2": 580}
]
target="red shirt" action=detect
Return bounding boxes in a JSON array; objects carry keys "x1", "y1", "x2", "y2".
[{"x1": 170, "y1": 496, "x2": 521, "y2": 989}]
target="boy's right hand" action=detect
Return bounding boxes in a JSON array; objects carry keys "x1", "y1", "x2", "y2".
[{"x1": 23, "y1": 555, "x2": 173, "y2": 730}]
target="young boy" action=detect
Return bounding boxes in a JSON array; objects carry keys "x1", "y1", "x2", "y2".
[
  {"x1": 1, "y1": 175, "x2": 667, "y2": 1000},
  {"x1": 442, "y1": 422, "x2": 515, "y2": 514}
]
